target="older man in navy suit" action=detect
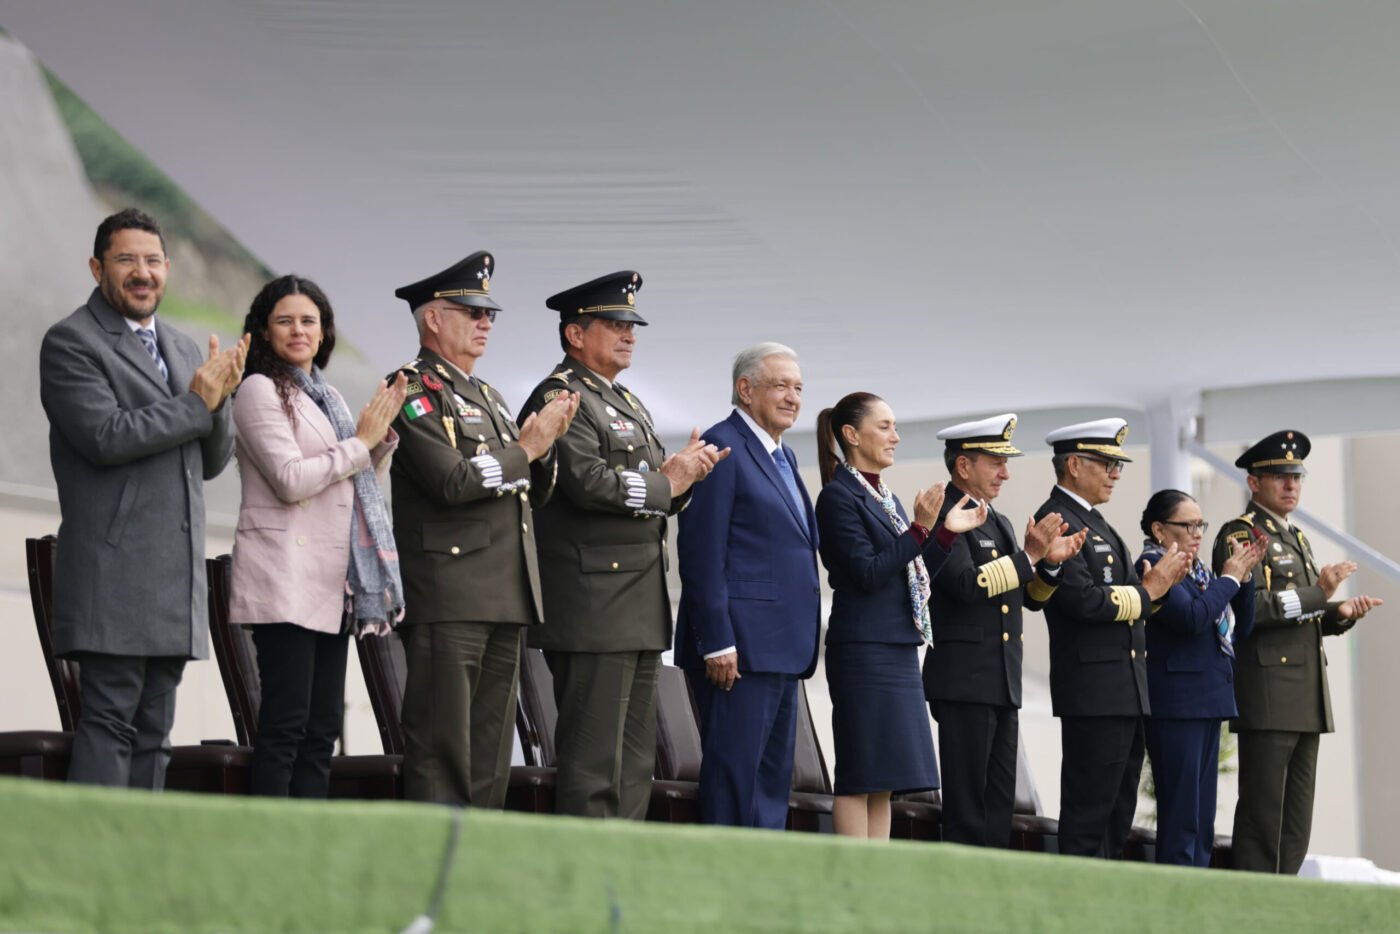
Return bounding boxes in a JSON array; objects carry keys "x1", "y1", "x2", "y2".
[{"x1": 676, "y1": 342, "x2": 822, "y2": 828}]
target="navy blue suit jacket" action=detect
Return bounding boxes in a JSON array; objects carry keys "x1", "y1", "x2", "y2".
[
  {"x1": 675, "y1": 411, "x2": 821, "y2": 677},
  {"x1": 815, "y1": 467, "x2": 951, "y2": 646},
  {"x1": 1139, "y1": 550, "x2": 1256, "y2": 720}
]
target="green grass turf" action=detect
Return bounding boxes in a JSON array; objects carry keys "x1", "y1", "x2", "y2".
[{"x1": 1, "y1": 776, "x2": 1396, "y2": 933}]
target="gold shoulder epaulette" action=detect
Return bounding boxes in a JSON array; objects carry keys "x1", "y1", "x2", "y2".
[
  {"x1": 399, "y1": 359, "x2": 421, "y2": 374},
  {"x1": 1233, "y1": 511, "x2": 1255, "y2": 525},
  {"x1": 1109, "y1": 585, "x2": 1142, "y2": 622}
]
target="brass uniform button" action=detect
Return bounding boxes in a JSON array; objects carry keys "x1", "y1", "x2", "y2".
[
  {"x1": 1281, "y1": 656, "x2": 1287, "y2": 663},
  {"x1": 522, "y1": 523, "x2": 528, "y2": 533},
  {"x1": 1128, "y1": 620, "x2": 1134, "y2": 627},
  {"x1": 1020, "y1": 633, "x2": 1025, "y2": 642},
  {"x1": 1130, "y1": 649, "x2": 1136, "y2": 659},
  {"x1": 1001, "y1": 605, "x2": 1009, "y2": 614},
  {"x1": 612, "y1": 562, "x2": 620, "y2": 570},
  {"x1": 1002, "y1": 632, "x2": 1009, "y2": 642},
  {"x1": 450, "y1": 546, "x2": 460, "y2": 555},
  {"x1": 991, "y1": 549, "x2": 998, "y2": 558},
  {"x1": 627, "y1": 444, "x2": 635, "y2": 452},
  {"x1": 1107, "y1": 556, "x2": 1114, "y2": 565}
]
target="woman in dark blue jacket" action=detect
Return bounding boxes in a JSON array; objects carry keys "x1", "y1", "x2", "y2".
[
  {"x1": 1137, "y1": 489, "x2": 1266, "y2": 866},
  {"x1": 815, "y1": 392, "x2": 986, "y2": 838}
]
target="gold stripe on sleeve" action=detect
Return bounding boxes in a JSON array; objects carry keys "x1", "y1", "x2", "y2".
[
  {"x1": 1109, "y1": 585, "x2": 1142, "y2": 622},
  {"x1": 976, "y1": 555, "x2": 1020, "y2": 599},
  {"x1": 1026, "y1": 575, "x2": 1058, "y2": 603}
]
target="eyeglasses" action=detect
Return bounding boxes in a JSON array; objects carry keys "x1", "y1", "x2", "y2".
[
  {"x1": 446, "y1": 304, "x2": 497, "y2": 323},
  {"x1": 1078, "y1": 455, "x2": 1126, "y2": 474},
  {"x1": 1162, "y1": 520, "x2": 1210, "y2": 534},
  {"x1": 599, "y1": 319, "x2": 636, "y2": 333}
]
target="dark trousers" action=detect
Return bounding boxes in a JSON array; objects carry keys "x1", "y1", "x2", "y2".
[
  {"x1": 691, "y1": 670, "x2": 799, "y2": 830},
  {"x1": 1058, "y1": 715, "x2": 1145, "y2": 858},
  {"x1": 68, "y1": 653, "x2": 185, "y2": 789},
  {"x1": 1232, "y1": 729, "x2": 1319, "y2": 874},
  {"x1": 934, "y1": 701, "x2": 1018, "y2": 847},
  {"x1": 401, "y1": 621, "x2": 522, "y2": 807},
  {"x1": 248, "y1": 623, "x2": 348, "y2": 798},
  {"x1": 546, "y1": 650, "x2": 660, "y2": 819},
  {"x1": 1145, "y1": 717, "x2": 1221, "y2": 867}
]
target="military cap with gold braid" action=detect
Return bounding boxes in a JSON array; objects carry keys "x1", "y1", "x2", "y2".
[
  {"x1": 937, "y1": 413, "x2": 1023, "y2": 458},
  {"x1": 546, "y1": 270, "x2": 647, "y2": 325},
  {"x1": 1045, "y1": 417, "x2": 1132, "y2": 462},
  {"x1": 1235, "y1": 429, "x2": 1309, "y2": 475},
  {"x1": 394, "y1": 250, "x2": 501, "y2": 312}
]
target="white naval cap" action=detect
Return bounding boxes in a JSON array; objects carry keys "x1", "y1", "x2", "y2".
[
  {"x1": 1044, "y1": 417, "x2": 1132, "y2": 462},
  {"x1": 936, "y1": 413, "x2": 1022, "y2": 457}
]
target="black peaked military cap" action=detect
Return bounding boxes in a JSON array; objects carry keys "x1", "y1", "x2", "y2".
[
  {"x1": 546, "y1": 270, "x2": 647, "y2": 325},
  {"x1": 1235, "y1": 429, "x2": 1310, "y2": 474},
  {"x1": 394, "y1": 251, "x2": 501, "y2": 313}
]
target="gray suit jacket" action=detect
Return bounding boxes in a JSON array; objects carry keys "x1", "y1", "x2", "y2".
[{"x1": 39, "y1": 288, "x2": 234, "y2": 658}]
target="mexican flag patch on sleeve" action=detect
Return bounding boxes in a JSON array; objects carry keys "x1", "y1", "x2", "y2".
[{"x1": 404, "y1": 396, "x2": 434, "y2": 419}]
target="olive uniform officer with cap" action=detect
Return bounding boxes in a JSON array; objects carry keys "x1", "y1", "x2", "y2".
[
  {"x1": 519, "y1": 271, "x2": 725, "y2": 818},
  {"x1": 1212, "y1": 430, "x2": 1381, "y2": 873},
  {"x1": 388, "y1": 251, "x2": 576, "y2": 807},
  {"x1": 924, "y1": 414, "x2": 1085, "y2": 847},
  {"x1": 1033, "y1": 418, "x2": 1188, "y2": 858}
]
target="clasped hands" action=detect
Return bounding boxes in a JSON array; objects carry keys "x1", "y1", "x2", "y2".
[{"x1": 190, "y1": 333, "x2": 251, "y2": 412}]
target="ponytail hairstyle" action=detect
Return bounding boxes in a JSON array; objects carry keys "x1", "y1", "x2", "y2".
[
  {"x1": 1140, "y1": 489, "x2": 1195, "y2": 541},
  {"x1": 816, "y1": 391, "x2": 882, "y2": 486}
]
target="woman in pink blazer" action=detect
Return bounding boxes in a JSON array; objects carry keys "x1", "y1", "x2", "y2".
[{"x1": 231, "y1": 274, "x2": 407, "y2": 797}]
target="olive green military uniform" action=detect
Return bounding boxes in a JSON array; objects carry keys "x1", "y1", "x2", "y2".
[
  {"x1": 519, "y1": 356, "x2": 686, "y2": 817},
  {"x1": 1213, "y1": 504, "x2": 1353, "y2": 873},
  {"x1": 391, "y1": 347, "x2": 556, "y2": 807}
]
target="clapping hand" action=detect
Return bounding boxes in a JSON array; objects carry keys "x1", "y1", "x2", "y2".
[
  {"x1": 660, "y1": 427, "x2": 731, "y2": 497},
  {"x1": 191, "y1": 332, "x2": 252, "y2": 411},
  {"x1": 1222, "y1": 535, "x2": 1268, "y2": 580},
  {"x1": 355, "y1": 373, "x2": 408, "y2": 449},
  {"x1": 911, "y1": 483, "x2": 946, "y2": 529},
  {"x1": 1337, "y1": 595, "x2": 1383, "y2": 621},
  {"x1": 941, "y1": 494, "x2": 987, "y2": 534},
  {"x1": 518, "y1": 391, "x2": 579, "y2": 461},
  {"x1": 1318, "y1": 561, "x2": 1357, "y2": 599},
  {"x1": 1140, "y1": 543, "x2": 1190, "y2": 601}
]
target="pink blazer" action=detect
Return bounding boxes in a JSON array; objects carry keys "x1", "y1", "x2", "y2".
[{"x1": 230, "y1": 373, "x2": 397, "y2": 633}]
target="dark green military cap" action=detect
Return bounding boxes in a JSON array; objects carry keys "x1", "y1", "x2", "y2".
[
  {"x1": 1236, "y1": 429, "x2": 1310, "y2": 474},
  {"x1": 395, "y1": 251, "x2": 501, "y2": 313},
  {"x1": 546, "y1": 270, "x2": 647, "y2": 325}
]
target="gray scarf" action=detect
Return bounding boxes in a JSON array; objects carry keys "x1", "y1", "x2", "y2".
[{"x1": 291, "y1": 365, "x2": 404, "y2": 634}]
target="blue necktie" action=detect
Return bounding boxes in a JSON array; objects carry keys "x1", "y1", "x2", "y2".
[
  {"x1": 772, "y1": 447, "x2": 807, "y2": 532},
  {"x1": 137, "y1": 328, "x2": 168, "y2": 382}
]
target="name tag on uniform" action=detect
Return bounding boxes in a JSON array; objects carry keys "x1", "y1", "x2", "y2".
[
  {"x1": 610, "y1": 419, "x2": 637, "y2": 438},
  {"x1": 977, "y1": 539, "x2": 995, "y2": 548},
  {"x1": 1093, "y1": 543, "x2": 1113, "y2": 554}
]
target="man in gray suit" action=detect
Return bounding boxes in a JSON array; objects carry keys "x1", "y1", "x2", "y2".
[{"x1": 39, "y1": 208, "x2": 247, "y2": 789}]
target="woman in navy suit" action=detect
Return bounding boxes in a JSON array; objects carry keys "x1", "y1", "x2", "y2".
[
  {"x1": 1137, "y1": 489, "x2": 1266, "y2": 865},
  {"x1": 815, "y1": 392, "x2": 986, "y2": 838}
]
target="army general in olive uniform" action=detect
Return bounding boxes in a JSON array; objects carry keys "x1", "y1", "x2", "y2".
[
  {"x1": 389, "y1": 252, "x2": 576, "y2": 807},
  {"x1": 1211, "y1": 430, "x2": 1380, "y2": 873},
  {"x1": 519, "y1": 270, "x2": 726, "y2": 818}
]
